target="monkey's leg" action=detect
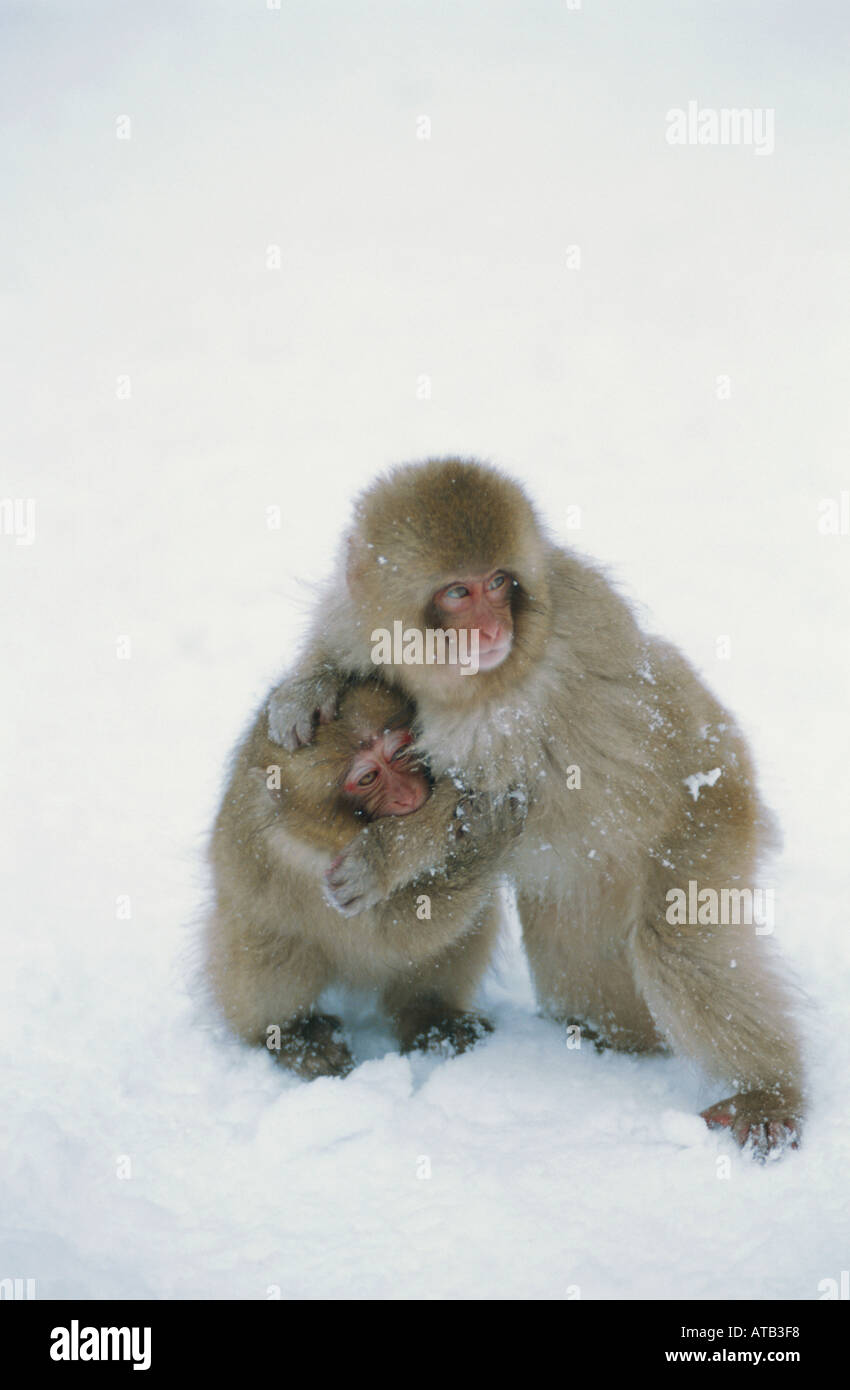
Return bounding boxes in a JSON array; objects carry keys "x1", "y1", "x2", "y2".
[
  {"x1": 383, "y1": 901, "x2": 501, "y2": 1057},
  {"x1": 629, "y1": 913, "x2": 803, "y2": 1160},
  {"x1": 517, "y1": 890, "x2": 666, "y2": 1053},
  {"x1": 518, "y1": 886, "x2": 802, "y2": 1157},
  {"x1": 208, "y1": 919, "x2": 353, "y2": 1079}
]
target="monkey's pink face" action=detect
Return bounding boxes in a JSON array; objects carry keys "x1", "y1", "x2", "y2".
[
  {"x1": 432, "y1": 570, "x2": 515, "y2": 672},
  {"x1": 343, "y1": 730, "x2": 430, "y2": 819}
]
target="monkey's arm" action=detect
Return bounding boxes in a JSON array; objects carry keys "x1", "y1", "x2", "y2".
[
  {"x1": 267, "y1": 656, "x2": 349, "y2": 751},
  {"x1": 324, "y1": 779, "x2": 527, "y2": 917}
]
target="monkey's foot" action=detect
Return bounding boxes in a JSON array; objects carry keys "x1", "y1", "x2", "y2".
[
  {"x1": 701, "y1": 1090, "x2": 802, "y2": 1162},
  {"x1": 560, "y1": 1015, "x2": 668, "y2": 1055},
  {"x1": 324, "y1": 840, "x2": 383, "y2": 917},
  {"x1": 267, "y1": 675, "x2": 340, "y2": 751},
  {"x1": 401, "y1": 1010, "x2": 494, "y2": 1058},
  {"x1": 275, "y1": 1014, "x2": 355, "y2": 1081},
  {"x1": 563, "y1": 1017, "x2": 607, "y2": 1053}
]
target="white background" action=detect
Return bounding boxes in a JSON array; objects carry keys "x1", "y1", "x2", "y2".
[{"x1": 1, "y1": 0, "x2": 848, "y2": 1299}]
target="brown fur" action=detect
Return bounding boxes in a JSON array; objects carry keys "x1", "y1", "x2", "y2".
[
  {"x1": 268, "y1": 458, "x2": 805, "y2": 1152},
  {"x1": 204, "y1": 679, "x2": 501, "y2": 1077}
]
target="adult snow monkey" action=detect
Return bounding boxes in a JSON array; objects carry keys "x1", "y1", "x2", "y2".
[
  {"x1": 267, "y1": 457, "x2": 804, "y2": 1157},
  {"x1": 205, "y1": 678, "x2": 513, "y2": 1079}
]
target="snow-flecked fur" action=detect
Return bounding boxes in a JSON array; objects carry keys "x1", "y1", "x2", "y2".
[
  {"x1": 205, "y1": 680, "x2": 504, "y2": 1065},
  {"x1": 269, "y1": 458, "x2": 804, "y2": 1132}
]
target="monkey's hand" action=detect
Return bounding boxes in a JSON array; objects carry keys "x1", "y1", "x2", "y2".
[
  {"x1": 701, "y1": 1090, "x2": 802, "y2": 1162},
  {"x1": 267, "y1": 667, "x2": 344, "y2": 750},
  {"x1": 324, "y1": 835, "x2": 387, "y2": 918},
  {"x1": 323, "y1": 780, "x2": 527, "y2": 917},
  {"x1": 324, "y1": 780, "x2": 470, "y2": 916},
  {"x1": 453, "y1": 785, "x2": 528, "y2": 852}
]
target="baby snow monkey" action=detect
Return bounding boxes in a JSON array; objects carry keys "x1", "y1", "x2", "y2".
[{"x1": 204, "y1": 680, "x2": 506, "y2": 1078}]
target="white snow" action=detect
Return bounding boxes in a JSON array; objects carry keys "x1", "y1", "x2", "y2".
[
  {"x1": 684, "y1": 768, "x2": 723, "y2": 802},
  {"x1": 1, "y1": 1, "x2": 849, "y2": 1301}
]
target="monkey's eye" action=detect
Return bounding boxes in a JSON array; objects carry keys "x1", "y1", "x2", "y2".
[
  {"x1": 444, "y1": 584, "x2": 469, "y2": 600},
  {"x1": 357, "y1": 769, "x2": 378, "y2": 787},
  {"x1": 488, "y1": 572, "x2": 508, "y2": 591},
  {"x1": 391, "y1": 745, "x2": 411, "y2": 763}
]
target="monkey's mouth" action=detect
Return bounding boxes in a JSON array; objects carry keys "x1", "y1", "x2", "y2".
[{"x1": 475, "y1": 637, "x2": 513, "y2": 671}]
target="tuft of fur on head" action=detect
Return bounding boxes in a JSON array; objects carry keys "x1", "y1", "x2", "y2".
[
  {"x1": 331, "y1": 679, "x2": 416, "y2": 753},
  {"x1": 345, "y1": 457, "x2": 553, "y2": 705},
  {"x1": 285, "y1": 681, "x2": 416, "y2": 821},
  {"x1": 232, "y1": 679, "x2": 418, "y2": 852}
]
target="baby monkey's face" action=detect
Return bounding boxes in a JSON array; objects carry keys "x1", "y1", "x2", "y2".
[{"x1": 342, "y1": 729, "x2": 430, "y2": 820}]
